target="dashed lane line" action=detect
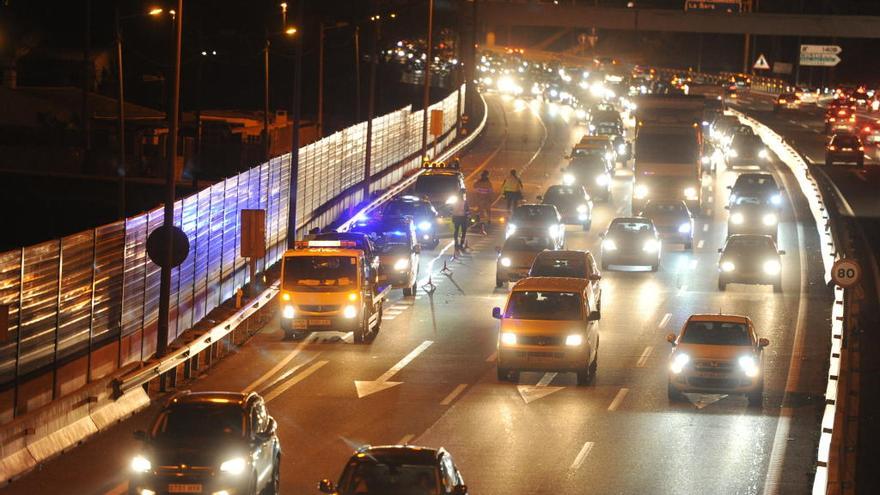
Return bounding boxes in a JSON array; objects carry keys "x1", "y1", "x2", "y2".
[
  {"x1": 440, "y1": 384, "x2": 469, "y2": 405},
  {"x1": 658, "y1": 313, "x2": 671, "y2": 330},
  {"x1": 264, "y1": 360, "x2": 329, "y2": 403},
  {"x1": 569, "y1": 441, "x2": 595, "y2": 471},
  {"x1": 607, "y1": 388, "x2": 629, "y2": 411},
  {"x1": 636, "y1": 346, "x2": 653, "y2": 367}
]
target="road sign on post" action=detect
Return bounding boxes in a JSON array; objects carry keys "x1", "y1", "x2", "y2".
[
  {"x1": 832, "y1": 258, "x2": 862, "y2": 288},
  {"x1": 241, "y1": 209, "x2": 267, "y2": 296},
  {"x1": 753, "y1": 54, "x2": 770, "y2": 70},
  {"x1": 430, "y1": 109, "x2": 444, "y2": 137},
  {"x1": 800, "y1": 45, "x2": 842, "y2": 67}
]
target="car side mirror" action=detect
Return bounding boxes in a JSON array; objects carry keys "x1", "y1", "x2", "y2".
[
  {"x1": 726, "y1": 185, "x2": 732, "y2": 190},
  {"x1": 318, "y1": 479, "x2": 337, "y2": 494},
  {"x1": 778, "y1": 250, "x2": 786, "y2": 255},
  {"x1": 666, "y1": 333, "x2": 677, "y2": 345},
  {"x1": 133, "y1": 430, "x2": 147, "y2": 441},
  {"x1": 257, "y1": 417, "x2": 277, "y2": 441},
  {"x1": 453, "y1": 485, "x2": 468, "y2": 495},
  {"x1": 599, "y1": 233, "x2": 605, "y2": 239},
  {"x1": 589, "y1": 274, "x2": 601, "y2": 281},
  {"x1": 492, "y1": 307, "x2": 502, "y2": 319},
  {"x1": 758, "y1": 337, "x2": 770, "y2": 347},
  {"x1": 588, "y1": 310, "x2": 600, "y2": 321}
]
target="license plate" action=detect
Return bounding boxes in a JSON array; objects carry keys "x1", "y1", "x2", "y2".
[
  {"x1": 293, "y1": 320, "x2": 308, "y2": 329},
  {"x1": 842, "y1": 148, "x2": 852, "y2": 151},
  {"x1": 697, "y1": 371, "x2": 729, "y2": 378},
  {"x1": 168, "y1": 484, "x2": 202, "y2": 494},
  {"x1": 308, "y1": 319, "x2": 331, "y2": 326}
]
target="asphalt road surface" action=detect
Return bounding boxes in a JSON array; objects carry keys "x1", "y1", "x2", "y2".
[{"x1": 2, "y1": 93, "x2": 832, "y2": 495}]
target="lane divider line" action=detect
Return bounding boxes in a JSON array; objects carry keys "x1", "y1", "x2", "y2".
[
  {"x1": 697, "y1": 240, "x2": 705, "y2": 249},
  {"x1": 397, "y1": 433, "x2": 415, "y2": 445},
  {"x1": 242, "y1": 334, "x2": 316, "y2": 393},
  {"x1": 607, "y1": 388, "x2": 629, "y2": 412},
  {"x1": 264, "y1": 360, "x2": 329, "y2": 403},
  {"x1": 440, "y1": 384, "x2": 469, "y2": 406},
  {"x1": 569, "y1": 441, "x2": 595, "y2": 471},
  {"x1": 636, "y1": 346, "x2": 653, "y2": 368},
  {"x1": 658, "y1": 313, "x2": 671, "y2": 330},
  {"x1": 703, "y1": 224, "x2": 709, "y2": 232},
  {"x1": 485, "y1": 351, "x2": 497, "y2": 362}
]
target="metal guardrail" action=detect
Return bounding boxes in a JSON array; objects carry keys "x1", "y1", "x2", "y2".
[
  {"x1": 112, "y1": 92, "x2": 488, "y2": 398},
  {"x1": 730, "y1": 109, "x2": 841, "y2": 495}
]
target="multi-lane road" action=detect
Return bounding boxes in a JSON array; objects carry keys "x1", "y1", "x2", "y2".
[{"x1": 2, "y1": 93, "x2": 833, "y2": 494}]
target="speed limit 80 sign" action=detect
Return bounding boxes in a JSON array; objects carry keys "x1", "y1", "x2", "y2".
[{"x1": 831, "y1": 258, "x2": 862, "y2": 288}]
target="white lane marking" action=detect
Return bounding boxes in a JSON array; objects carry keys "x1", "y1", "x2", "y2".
[
  {"x1": 242, "y1": 334, "x2": 315, "y2": 393},
  {"x1": 658, "y1": 313, "x2": 671, "y2": 330},
  {"x1": 537, "y1": 372, "x2": 557, "y2": 386},
  {"x1": 607, "y1": 388, "x2": 629, "y2": 411},
  {"x1": 105, "y1": 482, "x2": 128, "y2": 495},
  {"x1": 706, "y1": 208, "x2": 713, "y2": 216},
  {"x1": 702, "y1": 224, "x2": 709, "y2": 232},
  {"x1": 440, "y1": 384, "x2": 469, "y2": 405},
  {"x1": 570, "y1": 441, "x2": 595, "y2": 470},
  {"x1": 384, "y1": 315, "x2": 397, "y2": 320},
  {"x1": 517, "y1": 372, "x2": 564, "y2": 404},
  {"x1": 865, "y1": 154, "x2": 872, "y2": 160},
  {"x1": 397, "y1": 433, "x2": 415, "y2": 445},
  {"x1": 697, "y1": 239, "x2": 705, "y2": 249},
  {"x1": 355, "y1": 341, "x2": 434, "y2": 398},
  {"x1": 485, "y1": 351, "x2": 497, "y2": 362},
  {"x1": 264, "y1": 360, "x2": 329, "y2": 403},
  {"x1": 636, "y1": 346, "x2": 653, "y2": 367}
]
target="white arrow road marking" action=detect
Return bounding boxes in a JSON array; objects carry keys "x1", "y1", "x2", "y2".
[
  {"x1": 355, "y1": 340, "x2": 434, "y2": 398},
  {"x1": 570, "y1": 441, "x2": 595, "y2": 470},
  {"x1": 517, "y1": 372, "x2": 564, "y2": 404},
  {"x1": 242, "y1": 333, "x2": 316, "y2": 393},
  {"x1": 688, "y1": 393, "x2": 729, "y2": 409},
  {"x1": 607, "y1": 388, "x2": 629, "y2": 411},
  {"x1": 636, "y1": 346, "x2": 653, "y2": 367}
]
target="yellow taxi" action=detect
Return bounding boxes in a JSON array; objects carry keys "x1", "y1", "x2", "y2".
[
  {"x1": 492, "y1": 277, "x2": 600, "y2": 385},
  {"x1": 666, "y1": 314, "x2": 769, "y2": 406}
]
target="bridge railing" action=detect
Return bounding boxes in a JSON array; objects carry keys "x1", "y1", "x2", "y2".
[{"x1": 0, "y1": 85, "x2": 465, "y2": 423}]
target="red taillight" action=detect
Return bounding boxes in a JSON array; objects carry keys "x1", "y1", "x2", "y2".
[
  {"x1": 864, "y1": 127, "x2": 872, "y2": 133},
  {"x1": 779, "y1": 99, "x2": 787, "y2": 103},
  {"x1": 838, "y1": 110, "x2": 847, "y2": 115},
  {"x1": 859, "y1": 146, "x2": 865, "y2": 151}
]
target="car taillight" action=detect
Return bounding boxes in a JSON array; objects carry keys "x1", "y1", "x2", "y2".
[
  {"x1": 828, "y1": 145, "x2": 836, "y2": 151},
  {"x1": 779, "y1": 99, "x2": 786, "y2": 103},
  {"x1": 859, "y1": 146, "x2": 865, "y2": 151}
]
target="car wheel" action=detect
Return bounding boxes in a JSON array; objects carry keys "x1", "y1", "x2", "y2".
[
  {"x1": 262, "y1": 456, "x2": 281, "y2": 495},
  {"x1": 747, "y1": 384, "x2": 764, "y2": 407},
  {"x1": 403, "y1": 286, "x2": 413, "y2": 297},
  {"x1": 718, "y1": 279, "x2": 727, "y2": 291},
  {"x1": 496, "y1": 367, "x2": 510, "y2": 381},
  {"x1": 576, "y1": 368, "x2": 591, "y2": 386},
  {"x1": 668, "y1": 382, "x2": 685, "y2": 402}
]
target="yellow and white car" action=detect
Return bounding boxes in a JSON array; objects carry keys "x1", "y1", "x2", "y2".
[
  {"x1": 666, "y1": 314, "x2": 769, "y2": 406},
  {"x1": 492, "y1": 278, "x2": 600, "y2": 385}
]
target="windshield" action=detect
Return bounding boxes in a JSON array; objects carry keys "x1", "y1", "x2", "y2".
[
  {"x1": 505, "y1": 291, "x2": 583, "y2": 320},
  {"x1": 644, "y1": 202, "x2": 686, "y2": 215},
  {"x1": 374, "y1": 231, "x2": 411, "y2": 254},
  {"x1": 503, "y1": 236, "x2": 553, "y2": 251},
  {"x1": 726, "y1": 237, "x2": 775, "y2": 252},
  {"x1": 569, "y1": 157, "x2": 608, "y2": 174},
  {"x1": 414, "y1": 175, "x2": 460, "y2": 195},
  {"x1": 734, "y1": 175, "x2": 776, "y2": 189},
  {"x1": 543, "y1": 187, "x2": 582, "y2": 205},
  {"x1": 340, "y1": 460, "x2": 439, "y2": 495},
  {"x1": 572, "y1": 147, "x2": 607, "y2": 158},
  {"x1": 680, "y1": 321, "x2": 751, "y2": 346},
  {"x1": 512, "y1": 206, "x2": 557, "y2": 224},
  {"x1": 384, "y1": 202, "x2": 431, "y2": 218},
  {"x1": 594, "y1": 124, "x2": 621, "y2": 135},
  {"x1": 635, "y1": 134, "x2": 699, "y2": 163},
  {"x1": 283, "y1": 255, "x2": 357, "y2": 291},
  {"x1": 152, "y1": 404, "x2": 245, "y2": 440},
  {"x1": 832, "y1": 135, "x2": 860, "y2": 147},
  {"x1": 732, "y1": 135, "x2": 761, "y2": 148},
  {"x1": 531, "y1": 257, "x2": 588, "y2": 278},
  {"x1": 610, "y1": 220, "x2": 653, "y2": 234}
]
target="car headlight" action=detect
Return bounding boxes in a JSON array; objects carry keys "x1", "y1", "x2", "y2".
[
  {"x1": 643, "y1": 239, "x2": 660, "y2": 253},
  {"x1": 501, "y1": 332, "x2": 517, "y2": 346},
  {"x1": 506, "y1": 223, "x2": 517, "y2": 237},
  {"x1": 683, "y1": 187, "x2": 698, "y2": 200},
  {"x1": 634, "y1": 185, "x2": 649, "y2": 199},
  {"x1": 605, "y1": 151, "x2": 614, "y2": 161},
  {"x1": 282, "y1": 304, "x2": 295, "y2": 319},
  {"x1": 500, "y1": 257, "x2": 512, "y2": 267},
  {"x1": 577, "y1": 204, "x2": 588, "y2": 213},
  {"x1": 738, "y1": 355, "x2": 760, "y2": 378},
  {"x1": 758, "y1": 149, "x2": 769, "y2": 160},
  {"x1": 770, "y1": 194, "x2": 782, "y2": 206},
  {"x1": 131, "y1": 455, "x2": 152, "y2": 473},
  {"x1": 596, "y1": 174, "x2": 610, "y2": 186},
  {"x1": 548, "y1": 225, "x2": 560, "y2": 238},
  {"x1": 565, "y1": 334, "x2": 583, "y2": 346},
  {"x1": 701, "y1": 156, "x2": 710, "y2": 164},
  {"x1": 219, "y1": 457, "x2": 247, "y2": 476},
  {"x1": 394, "y1": 258, "x2": 409, "y2": 271},
  {"x1": 721, "y1": 261, "x2": 736, "y2": 272},
  {"x1": 563, "y1": 173, "x2": 575, "y2": 185},
  {"x1": 702, "y1": 120, "x2": 710, "y2": 126},
  {"x1": 678, "y1": 223, "x2": 691, "y2": 233},
  {"x1": 550, "y1": 89, "x2": 558, "y2": 98},
  {"x1": 670, "y1": 353, "x2": 690, "y2": 374},
  {"x1": 343, "y1": 305, "x2": 358, "y2": 319},
  {"x1": 418, "y1": 221, "x2": 432, "y2": 232},
  {"x1": 575, "y1": 109, "x2": 587, "y2": 119},
  {"x1": 602, "y1": 239, "x2": 617, "y2": 251},
  {"x1": 588, "y1": 124, "x2": 596, "y2": 131},
  {"x1": 763, "y1": 259, "x2": 781, "y2": 275},
  {"x1": 617, "y1": 143, "x2": 627, "y2": 155},
  {"x1": 445, "y1": 195, "x2": 458, "y2": 205},
  {"x1": 730, "y1": 212, "x2": 744, "y2": 225},
  {"x1": 728, "y1": 149, "x2": 739, "y2": 158},
  {"x1": 762, "y1": 213, "x2": 778, "y2": 226}
]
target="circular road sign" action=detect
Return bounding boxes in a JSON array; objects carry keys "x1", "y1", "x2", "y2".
[
  {"x1": 146, "y1": 225, "x2": 190, "y2": 269},
  {"x1": 831, "y1": 258, "x2": 862, "y2": 288}
]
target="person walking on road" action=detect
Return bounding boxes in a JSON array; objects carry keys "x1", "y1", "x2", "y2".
[
  {"x1": 473, "y1": 170, "x2": 494, "y2": 227},
  {"x1": 502, "y1": 169, "x2": 524, "y2": 213},
  {"x1": 450, "y1": 188, "x2": 470, "y2": 254}
]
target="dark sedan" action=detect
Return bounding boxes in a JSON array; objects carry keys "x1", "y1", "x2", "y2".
[
  {"x1": 600, "y1": 217, "x2": 662, "y2": 271},
  {"x1": 718, "y1": 234, "x2": 785, "y2": 292},
  {"x1": 539, "y1": 184, "x2": 593, "y2": 231}
]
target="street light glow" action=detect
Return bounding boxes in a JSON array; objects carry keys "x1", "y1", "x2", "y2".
[
  {"x1": 148, "y1": 8, "x2": 163, "y2": 16},
  {"x1": 285, "y1": 26, "x2": 298, "y2": 35}
]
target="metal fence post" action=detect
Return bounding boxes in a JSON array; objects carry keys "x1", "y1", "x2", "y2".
[
  {"x1": 13, "y1": 248, "x2": 24, "y2": 417},
  {"x1": 52, "y1": 238, "x2": 63, "y2": 400},
  {"x1": 87, "y1": 228, "x2": 98, "y2": 383},
  {"x1": 140, "y1": 229, "x2": 149, "y2": 363},
  {"x1": 118, "y1": 224, "x2": 126, "y2": 371}
]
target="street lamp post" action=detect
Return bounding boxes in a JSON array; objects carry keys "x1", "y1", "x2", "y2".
[
  {"x1": 421, "y1": 0, "x2": 435, "y2": 160},
  {"x1": 318, "y1": 21, "x2": 355, "y2": 139},
  {"x1": 287, "y1": 0, "x2": 304, "y2": 248}
]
